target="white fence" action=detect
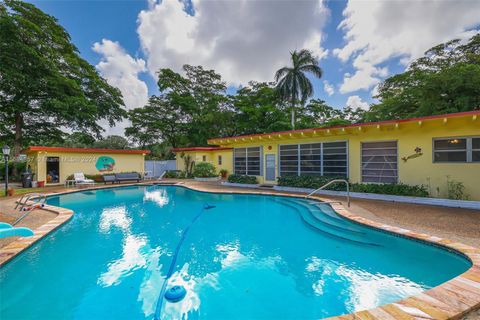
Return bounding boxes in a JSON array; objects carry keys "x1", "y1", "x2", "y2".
[{"x1": 144, "y1": 160, "x2": 176, "y2": 179}]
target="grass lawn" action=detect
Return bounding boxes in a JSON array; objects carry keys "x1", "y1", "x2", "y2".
[{"x1": 0, "y1": 187, "x2": 46, "y2": 198}]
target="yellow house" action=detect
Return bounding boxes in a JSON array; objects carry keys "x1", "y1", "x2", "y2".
[
  {"x1": 24, "y1": 146, "x2": 149, "y2": 185},
  {"x1": 172, "y1": 147, "x2": 233, "y2": 174},
  {"x1": 175, "y1": 111, "x2": 480, "y2": 200}
]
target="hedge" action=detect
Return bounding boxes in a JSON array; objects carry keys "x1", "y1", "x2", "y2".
[
  {"x1": 66, "y1": 173, "x2": 105, "y2": 183},
  {"x1": 277, "y1": 175, "x2": 429, "y2": 197},
  {"x1": 193, "y1": 162, "x2": 217, "y2": 178},
  {"x1": 227, "y1": 174, "x2": 258, "y2": 184},
  {"x1": 277, "y1": 175, "x2": 346, "y2": 190}
]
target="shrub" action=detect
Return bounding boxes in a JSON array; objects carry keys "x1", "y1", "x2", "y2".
[
  {"x1": 193, "y1": 162, "x2": 217, "y2": 178},
  {"x1": 447, "y1": 179, "x2": 469, "y2": 200},
  {"x1": 66, "y1": 173, "x2": 104, "y2": 183},
  {"x1": 0, "y1": 161, "x2": 27, "y2": 182},
  {"x1": 276, "y1": 175, "x2": 429, "y2": 197},
  {"x1": 163, "y1": 170, "x2": 189, "y2": 179},
  {"x1": 227, "y1": 174, "x2": 258, "y2": 184},
  {"x1": 350, "y1": 183, "x2": 429, "y2": 197},
  {"x1": 164, "y1": 170, "x2": 179, "y2": 178},
  {"x1": 219, "y1": 169, "x2": 228, "y2": 177},
  {"x1": 277, "y1": 175, "x2": 346, "y2": 190}
]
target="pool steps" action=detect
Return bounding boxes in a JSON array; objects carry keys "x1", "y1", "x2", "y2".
[
  {"x1": 286, "y1": 199, "x2": 366, "y2": 235},
  {"x1": 283, "y1": 198, "x2": 362, "y2": 232},
  {"x1": 276, "y1": 198, "x2": 380, "y2": 247}
]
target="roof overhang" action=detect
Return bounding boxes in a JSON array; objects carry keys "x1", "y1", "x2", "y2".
[
  {"x1": 24, "y1": 146, "x2": 151, "y2": 155},
  {"x1": 207, "y1": 110, "x2": 480, "y2": 145},
  {"x1": 171, "y1": 147, "x2": 233, "y2": 153}
]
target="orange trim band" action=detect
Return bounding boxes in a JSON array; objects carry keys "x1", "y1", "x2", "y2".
[
  {"x1": 171, "y1": 147, "x2": 233, "y2": 152},
  {"x1": 24, "y1": 146, "x2": 150, "y2": 154}
]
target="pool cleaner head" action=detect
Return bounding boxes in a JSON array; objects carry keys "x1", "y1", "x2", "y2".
[{"x1": 164, "y1": 285, "x2": 187, "y2": 303}]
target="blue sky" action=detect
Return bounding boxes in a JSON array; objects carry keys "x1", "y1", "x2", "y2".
[{"x1": 28, "y1": 0, "x2": 479, "y2": 133}]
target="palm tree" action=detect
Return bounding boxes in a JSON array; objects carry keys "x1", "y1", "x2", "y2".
[{"x1": 275, "y1": 49, "x2": 323, "y2": 129}]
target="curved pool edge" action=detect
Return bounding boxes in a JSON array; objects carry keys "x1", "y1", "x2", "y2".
[{"x1": 0, "y1": 181, "x2": 479, "y2": 319}]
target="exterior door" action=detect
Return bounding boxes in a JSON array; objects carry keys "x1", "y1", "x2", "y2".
[{"x1": 265, "y1": 154, "x2": 276, "y2": 181}]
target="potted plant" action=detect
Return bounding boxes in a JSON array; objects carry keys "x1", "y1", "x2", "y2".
[
  {"x1": 7, "y1": 187, "x2": 15, "y2": 196},
  {"x1": 219, "y1": 169, "x2": 228, "y2": 179}
]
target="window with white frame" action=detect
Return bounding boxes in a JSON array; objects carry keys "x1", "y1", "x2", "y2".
[
  {"x1": 234, "y1": 147, "x2": 261, "y2": 176},
  {"x1": 361, "y1": 141, "x2": 398, "y2": 184},
  {"x1": 323, "y1": 142, "x2": 348, "y2": 176},
  {"x1": 433, "y1": 137, "x2": 480, "y2": 163},
  {"x1": 279, "y1": 145, "x2": 299, "y2": 176},
  {"x1": 473, "y1": 138, "x2": 480, "y2": 162},
  {"x1": 279, "y1": 141, "x2": 348, "y2": 177}
]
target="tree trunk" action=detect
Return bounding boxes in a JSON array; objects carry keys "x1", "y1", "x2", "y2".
[
  {"x1": 291, "y1": 94, "x2": 296, "y2": 130},
  {"x1": 14, "y1": 112, "x2": 23, "y2": 157},
  {"x1": 291, "y1": 108, "x2": 295, "y2": 129}
]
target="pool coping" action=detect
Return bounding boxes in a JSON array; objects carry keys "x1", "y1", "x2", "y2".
[{"x1": 0, "y1": 181, "x2": 479, "y2": 319}]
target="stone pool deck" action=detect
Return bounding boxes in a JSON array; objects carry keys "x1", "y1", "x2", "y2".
[{"x1": 0, "y1": 180, "x2": 479, "y2": 319}]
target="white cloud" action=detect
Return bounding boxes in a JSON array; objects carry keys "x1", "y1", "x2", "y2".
[
  {"x1": 346, "y1": 95, "x2": 369, "y2": 110},
  {"x1": 323, "y1": 80, "x2": 334, "y2": 96},
  {"x1": 335, "y1": 0, "x2": 480, "y2": 93},
  {"x1": 137, "y1": 0, "x2": 329, "y2": 86},
  {"x1": 93, "y1": 39, "x2": 149, "y2": 136}
]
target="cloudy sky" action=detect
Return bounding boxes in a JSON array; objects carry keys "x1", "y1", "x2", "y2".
[{"x1": 30, "y1": 0, "x2": 480, "y2": 135}]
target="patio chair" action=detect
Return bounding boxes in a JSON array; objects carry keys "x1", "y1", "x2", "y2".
[{"x1": 73, "y1": 173, "x2": 95, "y2": 187}]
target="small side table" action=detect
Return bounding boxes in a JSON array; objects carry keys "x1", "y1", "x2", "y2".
[{"x1": 65, "y1": 180, "x2": 76, "y2": 188}]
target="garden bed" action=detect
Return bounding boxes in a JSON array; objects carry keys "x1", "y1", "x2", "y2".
[{"x1": 272, "y1": 185, "x2": 480, "y2": 210}]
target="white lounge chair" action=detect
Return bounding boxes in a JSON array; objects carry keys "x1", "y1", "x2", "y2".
[{"x1": 74, "y1": 173, "x2": 95, "y2": 187}]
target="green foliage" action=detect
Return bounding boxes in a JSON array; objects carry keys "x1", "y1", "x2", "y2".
[
  {"x1": 277, "y1": 175, "x2": 429, "y2": 197},
  {"x1": 180, "y1": 153, "x2": 195, "y2": 178},
  {"x1": 230, "y1": 82, "x2": 290, "y2": 134},
  {"x1": 0, "y1": 0, "x2": 126, "y2": 154},
  {"x1": 193, "y1": 162, "x2": 217, "y2": 178},
  {"x1": 66, "y1": 173, "x2": 105, "y2": 183},
  {"x1": 163, "y1": 170, "x2": 185, "y2": 179},
  {"x1": 367, "y1": 34, "x2": 480, "y2": 121},
  {"x1": 447, "y1": 179, "x2": 469, "y2": 200},
  {"x1": 275, "y1": 49, "x2": 323, "y2": 129},
  {"x1": 227, "y1": 174, "x2": 258, "y2": 184},
  {"x1": 126, "y1": 65, "x2": 231, "y2": 148},
  {"x1": 0, "y1": 160, "x2": 27, "y2": 181},
  {"x1": 93, "y1": 135, "x2": 130, "y2": 149},
  {"x1": 144, "y1": 142, "x2": 175, "y2": 160},
  {"x1": 350, "y1": 183, "x2": 429, "y2": 197},
  {"x1": 62, "y1": 132, "x2": 96, "y2": 148},
  {"x1": 277, "y1": 175, "x2": 346, "y2": 190}
]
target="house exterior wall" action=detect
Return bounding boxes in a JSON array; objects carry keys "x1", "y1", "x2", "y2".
[
  {"x1": 210, "y1": 115, "x2": 480, "y2": 200},
  {"x1": 175, "y1": 150, "x2": 233, "y2": 175},
  {"x1": 27, "y1": 151, "x2": 145, "y2": 184}
]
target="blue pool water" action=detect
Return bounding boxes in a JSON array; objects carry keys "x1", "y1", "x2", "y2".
[{"x1": 0, "y1": 186, "x2": 471, "y2": 319}]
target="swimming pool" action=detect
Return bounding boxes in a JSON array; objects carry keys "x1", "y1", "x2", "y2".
[{"x1": 0, "y1": 185, "x2": 471, "y2": 319}]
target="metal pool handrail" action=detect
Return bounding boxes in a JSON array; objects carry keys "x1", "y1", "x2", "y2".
[
  {"x1": 305, "y1": 179, "x2": 350, "y2": 207},
  {"x1": 15, "y1": 193, "x2": 47, "y2": 211}
]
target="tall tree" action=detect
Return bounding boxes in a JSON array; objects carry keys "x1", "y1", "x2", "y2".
[
  {"x1": 231, "y1": 82, "x2": 290, "y2": 135},
  {"x1": 0, "y1": 0, "x2": 126, "y2": 155},
  {"x1": 126, "y1": 65, "x2": 232, "y2": 148},
  {"x1": 93, "y1": 135, "x2": 130, "y2": 149},
  {"x1": 274, "y1": 49, "x2": 323, "y2": 129},
  {"x1": 126, "y1": 95, "x2": 189, "y2": 148},
  {"x1": 367, "y1": 33, "x2": 480, "y2": 121}
]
